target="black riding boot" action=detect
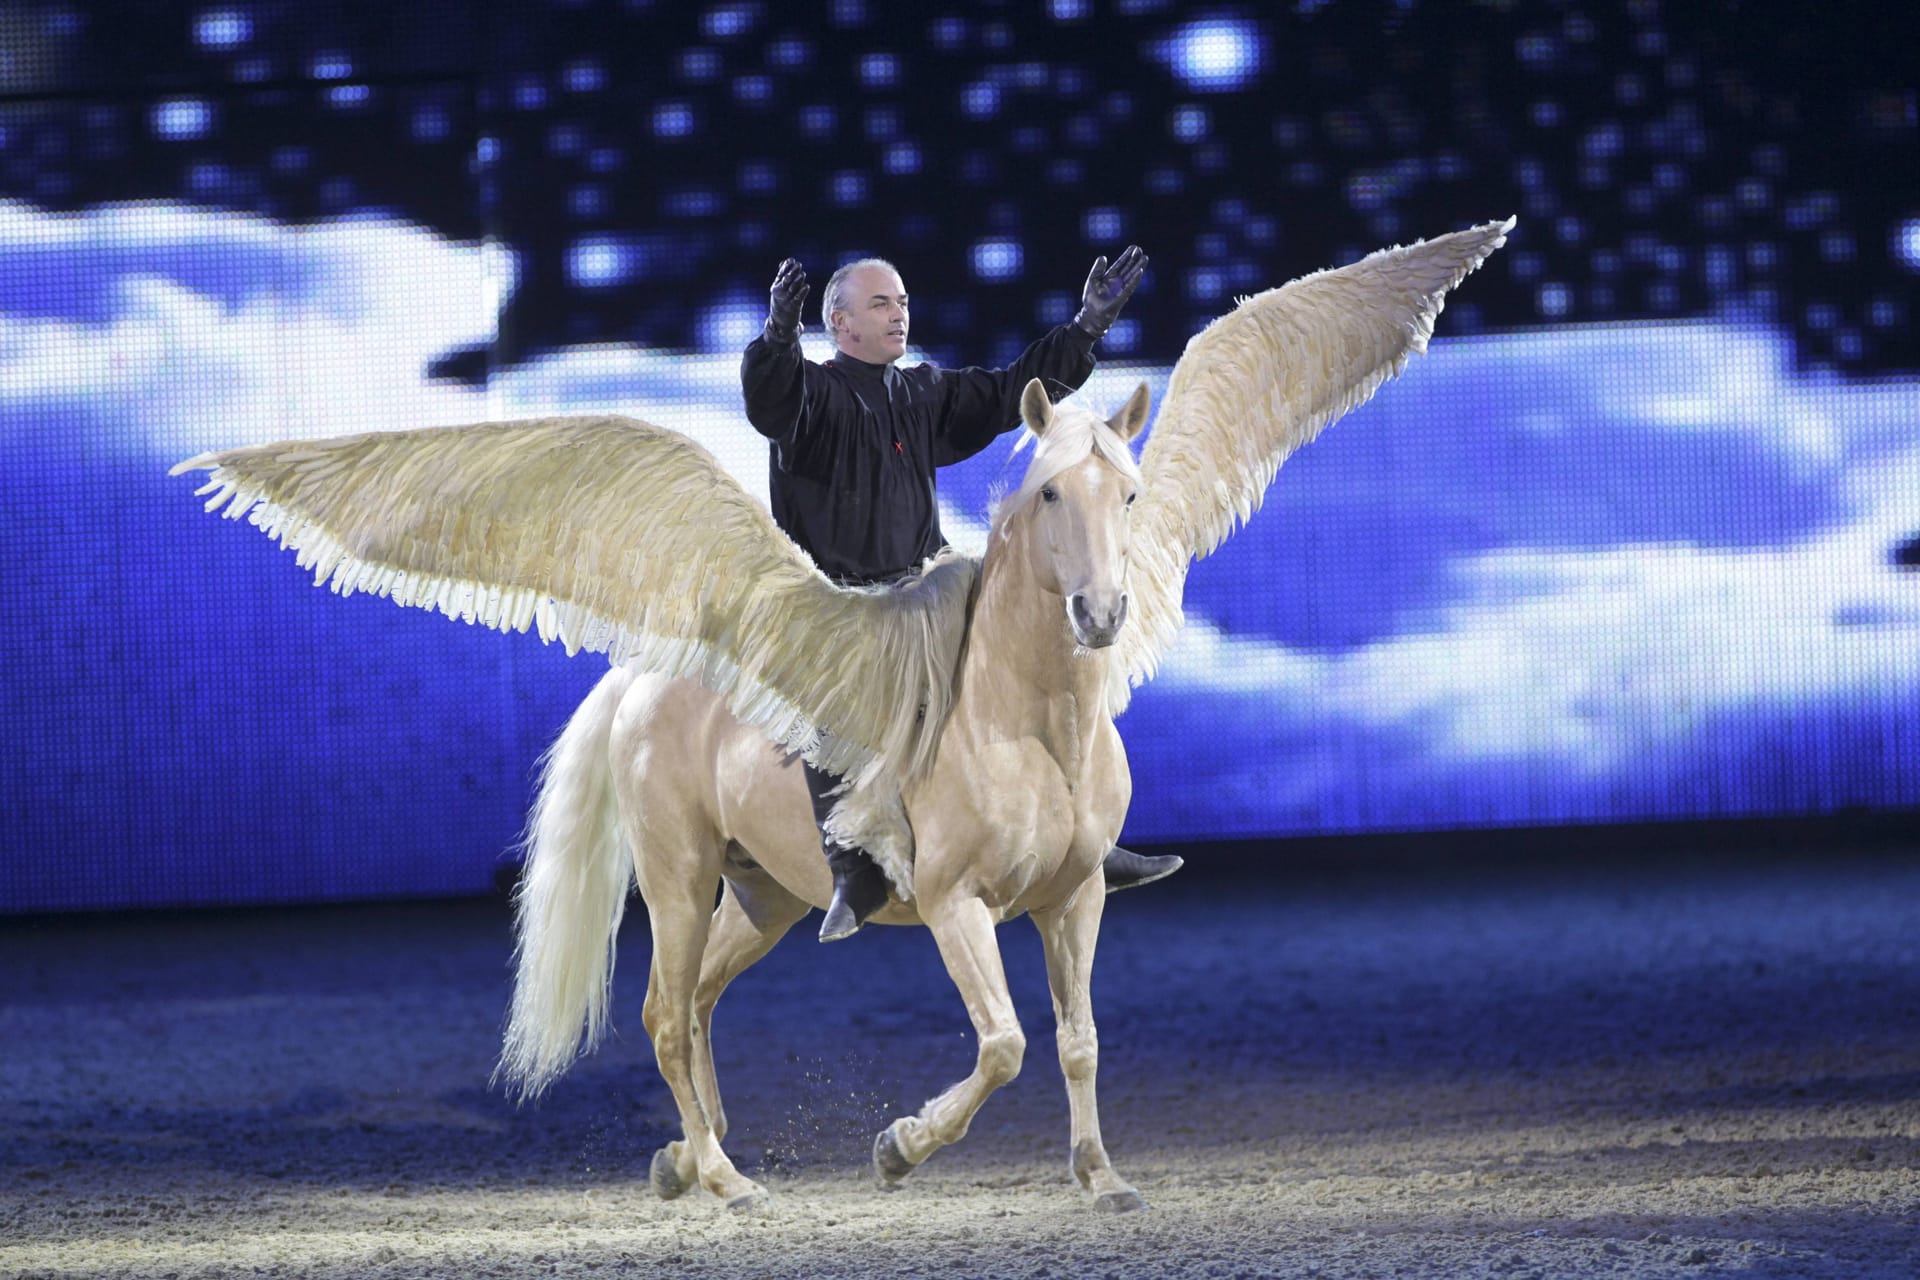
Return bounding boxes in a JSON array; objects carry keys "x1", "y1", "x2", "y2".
[
  {"x1": 1101, "y1": 845, "x2": 1183, "y2": 892},
  {"x1": 804, "y1": 761, "x2": 893, "y2": 942},
  {"x1": 819, "y1": 842, "x2": 894, "y2": 942}
]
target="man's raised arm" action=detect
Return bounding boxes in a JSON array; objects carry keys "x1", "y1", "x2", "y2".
[
  {"x1": 933, "y1": 246, "x2": 1149, "y2": 464},
  {"x1": 741, "y1": 257, "x2": 812, "y2": 441}
]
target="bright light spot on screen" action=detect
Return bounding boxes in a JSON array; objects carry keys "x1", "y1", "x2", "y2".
[
  {"x1": 1164, "y1": 18, "x2": 1261, "y2": 92},
  {"x1": 1895, "y1": 219, "x2": 1920, "y2": 272},
  {"x1": 830, "y1": 171, "x2": 868, "y2": 206},
  {"x1": 310, "y1": 52, "x2": 351, "y2": 80},
  {"x1": 861, "y1": 53, "x2": 897, "y2": 87},
  {"x1": 654, "y1": 102, "x2": 695, "y2": 137},
  {"x1": 1170, "y1": 104, "x2": 1209, "y2": 142},
  {"x1": 884, "y1": 142, "x2": 920, "y2": 174},
  {"x1": 1102, "y1": 318, "x2": 1138, "y2": 351},
  {"x1": 971, "y1": 238, "x2": 1023, "y2": 281},
  {"x1": 565, "y1": 60, "x2": 605, "y2": 93},
  {"x1": 768, "y1": 36, "x2": 810, "y2": 66},
  {"x1": 411, "y1": 106, "x2": 449, "y2": 142},
  {"x1": 151, "y1": 98, "x2": 212, "y2": 140},
  {"x1": 568, "y1": 235, "x2": 641, "y2": 288},
  {"x1": 1537, "y1": 283, "x2": 1570, "y2": 317},
  {"x1": 698, "y1": 295, "x2": 766, "y2": 351},
  {"x1": 664, "y1": 188, "x2": 719, "y2": 217},
  {"x1": 962, "y1": 82, "x2": 1000, "y2": 118},
  {"x1": 704, "y1": 4, "x2": 758, "y2": 38},
  {"x1": 195, "y1": 8, "x2": 251, "y2": 48},
  {"x1": 569, "y1": 186, "x2": 604, "y2": 217},
  {"x1": 327, "y1": 85, "x2": 370, "y2": 109},
  {"x1": 1083, "y1": 206, "x2": 1123, "y2": 241}
]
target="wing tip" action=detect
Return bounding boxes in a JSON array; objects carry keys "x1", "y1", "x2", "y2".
[{"x1": 169, "y1": 452, "x2": 219, "y2": 477}]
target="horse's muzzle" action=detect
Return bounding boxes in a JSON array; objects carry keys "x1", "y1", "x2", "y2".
[{"x1": 1068, "y1": 591, "x2": 1129, "y2": 649}]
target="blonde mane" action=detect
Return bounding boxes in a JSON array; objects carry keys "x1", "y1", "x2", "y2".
[{"x1": 989, "y1": 399, "x2": 1144, "y2": 533}]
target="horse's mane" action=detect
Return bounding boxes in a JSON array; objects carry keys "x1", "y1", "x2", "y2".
[{"x1": 988, "y1": 399, "x2": 1144, "y2": 533}]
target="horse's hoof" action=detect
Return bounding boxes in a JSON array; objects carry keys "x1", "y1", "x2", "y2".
[
  {"x1": 650, "y1": 1146, "x2": 689, "y2": 1201},
  {"x1": 873, "y1": 1123, "x2": 918, "y2": 1184},
  {"x1": 725, "y1": 1186, "x2": 772, "y2": 1213},
  {"x1": 1093, "y1": 1189, "x2": 1148, "y2": 1214}
]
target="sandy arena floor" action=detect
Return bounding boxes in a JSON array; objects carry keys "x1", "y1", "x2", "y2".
[{"x1": 3, "y1": 850, "x2": 1918, "y2": 1279}]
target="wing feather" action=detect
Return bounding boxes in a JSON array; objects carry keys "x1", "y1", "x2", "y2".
[
  {"x1": 172, "y1": 415, "x2": 975, "y2": 796},
  {"x1": 1113, "y1": 218, "x2": 1514, "y2": 710}
]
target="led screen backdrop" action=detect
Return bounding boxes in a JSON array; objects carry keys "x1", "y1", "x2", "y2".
[{"x1": 3, "y1": 1, "x2": 1917, "y2": 912}]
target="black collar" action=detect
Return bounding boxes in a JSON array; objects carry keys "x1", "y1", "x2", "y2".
[{"x1": 827, "y1": 350, "x2": 896, "y2": 379}]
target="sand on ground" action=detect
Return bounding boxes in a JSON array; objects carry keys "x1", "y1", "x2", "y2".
[{"x1": 3, "y1": 852, "x2": 1918, "y2": 1278}]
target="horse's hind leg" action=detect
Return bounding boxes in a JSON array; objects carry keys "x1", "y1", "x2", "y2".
[
  {"x1": 637, "y1": 859, "x2": 770, "y2": 1210},
  {"x1": 1033, "y1": 882, "x2": 1144, "y2": 1212},
  {"x1": 689, "y1": 869, "x2": 809, "y2": 1147},
  {"x1": 874, "y1": 895, "x2": 1026, "y2": 1182}
]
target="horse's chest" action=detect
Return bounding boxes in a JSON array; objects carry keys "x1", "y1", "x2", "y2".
[{"x1": 924, "y1": 729, "x2": 1126, "y2": 907}]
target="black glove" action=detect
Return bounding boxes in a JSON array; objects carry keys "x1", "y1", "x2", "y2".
[
  {"x1": 765, "y1": 257, "x2": 809, "y2": 342},
  {"x1": 1072, "y1": 245, "x2": 1148, "y2": 340}
]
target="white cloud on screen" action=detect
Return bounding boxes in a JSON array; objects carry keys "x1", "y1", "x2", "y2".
[{"x1": 5, "y1": 203, "x2": 1917, "y2": 793}]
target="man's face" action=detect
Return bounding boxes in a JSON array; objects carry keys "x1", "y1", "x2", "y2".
[{"x1": 830, "y1": 265, "x2": 910, "y2": 363}]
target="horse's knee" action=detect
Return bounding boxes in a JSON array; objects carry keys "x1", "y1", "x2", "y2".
[
  {"x1": 1057, "y1": 1026, "x2": 1098, "y2": 1083},
  {"x1": 979, "y1": 1028, "x2": 1026, "y2": 1086}
]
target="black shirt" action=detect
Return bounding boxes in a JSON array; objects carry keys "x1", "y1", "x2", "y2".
[{"x1": 740, "y1": 325, "x2": 1097, "y2": 583}]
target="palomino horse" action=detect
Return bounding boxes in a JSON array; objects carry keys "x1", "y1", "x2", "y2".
[
  {"x1": 173, "y1": 218, "x2": 1511, "y2": 1214},
  {"x1": 504, "y1": 380, "x2": 1153, "y2": 1211}
]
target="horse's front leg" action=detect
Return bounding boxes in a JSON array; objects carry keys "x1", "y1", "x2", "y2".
[
  {"x1": 873, "y1": 894, "x2": 1025, "y2": 1182},
  {"x1": 1031, "y1": 878, "x2": 1145, "y2": 1212}
]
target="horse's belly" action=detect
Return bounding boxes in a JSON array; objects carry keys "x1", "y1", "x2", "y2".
[{"x1": 711, "y1": 709, "x2": 924, "y2": 925}]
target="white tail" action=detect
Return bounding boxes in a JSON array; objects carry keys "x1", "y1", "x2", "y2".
[{"x1": 494, "y1": 667, "x2": 636, "y2": 1101}]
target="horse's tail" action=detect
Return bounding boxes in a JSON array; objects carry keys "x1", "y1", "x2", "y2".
[{"x1": 494, "y1": 666, "x2": 635, "y2": 1103}]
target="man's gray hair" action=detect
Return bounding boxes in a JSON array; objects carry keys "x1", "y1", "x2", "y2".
[{"x1": 821, "y1": 257, "x2": 901, "y2": 333}]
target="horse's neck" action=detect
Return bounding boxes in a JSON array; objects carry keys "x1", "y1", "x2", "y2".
[{"x1": 957, "y1": 518, "x2": 1112, "y2": 780}]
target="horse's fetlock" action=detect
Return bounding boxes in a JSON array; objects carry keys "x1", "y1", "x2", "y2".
[
  {"x1": 979, "y1": 1028, "x2": 1026, "y2": 1084},
  {"x1": 1072, "y1": 1137, "x2": 1110, "y2": 1182}
]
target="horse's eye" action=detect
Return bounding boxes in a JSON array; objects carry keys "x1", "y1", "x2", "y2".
[
  {"x1": 1125, "y1": 492, "x2": 1137, "y2": 507},
  {"x1": 1040, "y1": 486, "x2": 1059, "y2": 503}
]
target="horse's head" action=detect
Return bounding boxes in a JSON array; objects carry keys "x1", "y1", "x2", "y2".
[{"x1": 1001, "y1": 378, "x2": 1150, "y2": 649}]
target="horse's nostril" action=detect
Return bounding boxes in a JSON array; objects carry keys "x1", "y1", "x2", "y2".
[{"x1": 1114, "y1": 594, "x2": 1130, "y2": 630}]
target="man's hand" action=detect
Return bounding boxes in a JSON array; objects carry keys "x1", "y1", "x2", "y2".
[
  {"x1": 765, "y1": 258, "x2": 809, "y2": 342},
  {"x1": 1072, "y1": 245, "x2": 1148, "y2": 340}
]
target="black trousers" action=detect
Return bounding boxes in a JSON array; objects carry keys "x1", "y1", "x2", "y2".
[{"x1": 800, "y1": 761, "x2": 846, "y2": 854}]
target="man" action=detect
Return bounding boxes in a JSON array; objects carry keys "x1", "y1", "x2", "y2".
[{"x1": 741, "y1": 248, "x2": 1181, "y2": 941}]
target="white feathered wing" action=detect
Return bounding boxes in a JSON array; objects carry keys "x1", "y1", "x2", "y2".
[
  {"x1": 1112, "y1": 217, "x2": 1515, "y2": 713},
  {"x1": 173, "y1": 415, "x2": 975, "y2": 896}
]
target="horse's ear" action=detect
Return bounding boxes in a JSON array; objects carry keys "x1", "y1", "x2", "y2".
[
  {"x1": 1020, "y1": 378, "x2": 1055, "y2": 436},
  {"x1": 1109, "y1": 381, "x2": 1150, "y2": 442}
]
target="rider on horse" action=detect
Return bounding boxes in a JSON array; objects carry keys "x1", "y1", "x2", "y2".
[{"x1": 740, "y1": 250, "x2": 1184, "y2": 941}]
